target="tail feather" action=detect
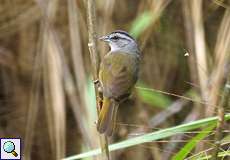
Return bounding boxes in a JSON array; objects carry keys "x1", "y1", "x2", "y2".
[
  {"x1": 97, "y1": 97, "x2": 118, "y2": 136},
  {"x1": 105, "y1": 103, "x2": 118, "y2": 136}
]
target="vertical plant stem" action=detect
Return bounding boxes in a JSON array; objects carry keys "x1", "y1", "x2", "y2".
[
  {"x1": 24, "y1": 32, "x2": 43, "y2": 159},
  {"x1": 35, "y1": 0, "x2": 67, "y2": 159},
  {"x1": 212, "y1": 73, "x2": 230, "y2": 160},
  {"x1": 207, "y1": 10, "x2": 230, "y2": 116},
  {"x1": 191, "y1": 0, "x2": 208, "y2": 108},
  {"x1": 181, "y1": 0, "x2": 199, "y2": 89},
  {"x1": 41, "y1": 1, "x2": 67, "y2": 158},
  {"x1": 87, "y1": 0, "x2": 110, "y2": 160},
  {"x1": 87, "y1": 0, "x2": 100, "y2": 76}
]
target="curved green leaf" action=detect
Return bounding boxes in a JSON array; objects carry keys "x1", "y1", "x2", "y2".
[{"x1": 172, "y1": 124, "x2": 216, "y2": 160}]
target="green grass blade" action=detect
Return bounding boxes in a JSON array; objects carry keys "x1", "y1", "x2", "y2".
[
  {"x1": 130, "y1": 11, "x2": 153, "y2": 38},
  {"x1": 63, "y1": 114, "x2": 230, "y2": 160},
  {"x1": 136, "y1": 84, "x2": 172, "y2": 108},
  {"x1": 178, "y1": 131, "x2": 230, "y2": 160},
  {"x1": 172, "y1": 124, "x2": 216, "y2": 160}
]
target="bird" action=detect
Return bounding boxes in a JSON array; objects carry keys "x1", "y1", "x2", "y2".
[{"x1": 97, "y1": 30, "x2": 140, "y2": 136}]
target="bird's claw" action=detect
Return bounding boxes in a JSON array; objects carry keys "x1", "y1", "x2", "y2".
[{"x1": 93, "y1": 79, "x2": 99, "y2": 84}]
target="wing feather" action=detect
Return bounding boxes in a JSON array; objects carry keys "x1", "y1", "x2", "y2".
[{"x1": 99, "y1": 52, "x2": 139, "y2": 99}]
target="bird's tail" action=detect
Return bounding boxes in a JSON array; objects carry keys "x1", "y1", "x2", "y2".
[{"x1": 97, "y1": 97, "x2": 119, "y2": 136}]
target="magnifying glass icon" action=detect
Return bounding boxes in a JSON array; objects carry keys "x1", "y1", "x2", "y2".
[{"x1": 3, "y1": 141, "x2": 18, "y2": 157}]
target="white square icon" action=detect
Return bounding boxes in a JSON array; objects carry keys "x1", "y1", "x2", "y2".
[{"x1": 0, "y1": 138, "x2": 21, "y2": 160}]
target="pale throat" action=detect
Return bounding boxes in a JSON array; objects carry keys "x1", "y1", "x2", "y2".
[
  {"x1": 109, "y1": 44, "x2": 123, "y2": 52},
  {"x1": 109, "y1": 42, "x2": 139, "y2": 54}
]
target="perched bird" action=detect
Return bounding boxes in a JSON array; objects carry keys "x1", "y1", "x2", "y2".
[{"x1": 97, "y1": 30, "x2": 140, "y2": 136}]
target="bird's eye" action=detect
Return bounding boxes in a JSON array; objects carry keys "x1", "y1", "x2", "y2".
[{"x1": 111, "y1": 36, "x2": 119, "y2": 40}]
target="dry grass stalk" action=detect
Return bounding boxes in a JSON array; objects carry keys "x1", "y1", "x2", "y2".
[
  {"x1": 207, "y1": 9, "x2": 230, "y2": 116},
  {"x1": 24, "y1": 41, "x2": 43, "y2": 159},
  {"x1": 46, "y1": 30, "x2": 66, "y2": 159},
  {"x1": 24, "y1": 10, "x2": 46, "y2": 158},
  {"x1": 67, "y1": 0, "x2": 87, "y2": 112},
  {"x1": 42, "y1": 0, "x2": 66, "y2": 159}
]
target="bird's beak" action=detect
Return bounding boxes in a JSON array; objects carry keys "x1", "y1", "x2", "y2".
[{"x1": 99, "y1": 35, "x2": 109, "y2": 42}]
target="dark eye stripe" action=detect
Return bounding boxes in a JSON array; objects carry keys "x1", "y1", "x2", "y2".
[
  {"x1": 111, "y1": 36, "x2": 119, "y2": 40},
  {"x1": 110, "y1": 36, "x2": 131, "y2": 42},
  {"x1": 111, "y1": 30, "x2": 135, "y2": 41},
  {"x1": 110, "y1": 34, "x2": 132, "y2": 42}
]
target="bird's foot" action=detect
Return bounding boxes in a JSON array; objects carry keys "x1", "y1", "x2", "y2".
[{"x1": 93, "y1": 79, "x2": 99, "y2": 84}]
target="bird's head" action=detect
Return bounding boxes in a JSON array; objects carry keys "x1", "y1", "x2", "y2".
[{"x1": 99, "y1": 30, "x2": 139, "y2": 54}]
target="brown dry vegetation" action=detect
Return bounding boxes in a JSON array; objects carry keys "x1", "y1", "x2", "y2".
[{"x1": 0, "y1": 0, "x2": 229, "y2": 160}]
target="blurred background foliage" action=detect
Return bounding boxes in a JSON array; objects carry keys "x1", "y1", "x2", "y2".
[{"x1": 0, "y1": 0, "x2": 229, "y2": 160}]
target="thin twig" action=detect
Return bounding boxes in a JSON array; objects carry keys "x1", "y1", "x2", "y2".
[{"x1": 87, "y1": 0, "x2": 110, "y2": 160}]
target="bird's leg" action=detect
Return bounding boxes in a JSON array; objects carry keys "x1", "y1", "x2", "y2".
[
  {"x1": 93, "y1": 79, "x2": 100, "y2": 86},
  {"x1": 115, "y1": 93, "x2": 130, "y2": 104},
  {"x1": 98, "y1": 88, "x2": 103, "y2": 111},
  {"x1": 93, "y1": 79, "x2": 104, "y2": 111}
]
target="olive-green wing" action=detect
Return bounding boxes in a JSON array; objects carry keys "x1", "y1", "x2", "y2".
[{"x1": 99, "y1": 52, "x2": 139, "y2": 99}]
